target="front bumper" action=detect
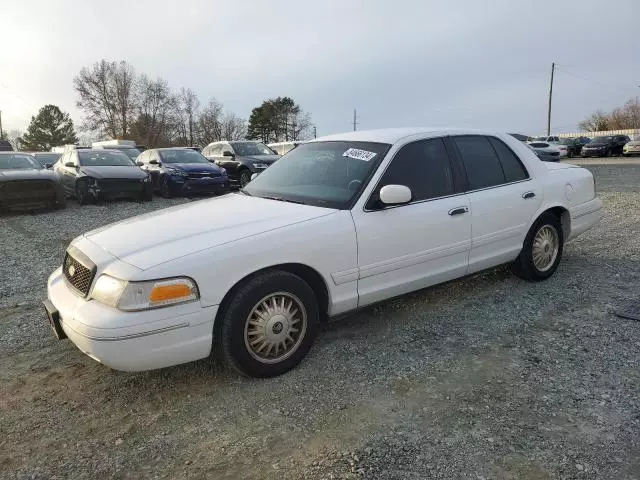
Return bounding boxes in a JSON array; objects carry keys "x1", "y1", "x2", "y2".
[
  {"x1": 45, "y1": 267, "x2": 217, "y2": 371},
  {"x1": 581, "y1": 148, "x2": 606, "y2": 157},
  {"x1": 169, "y1": 176, "x2": 229, "y2": 195}
]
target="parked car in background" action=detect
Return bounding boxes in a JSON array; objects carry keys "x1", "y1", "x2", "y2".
[
  {"x1": 527, "y1": 142, "x2": 561, "y2": 162},
  {"x1": 558, "y1": 137, "x2": 591, "y2": 158},
  {"x1": 268, "y1": 141, "x2": 305, "y2": 156},
  {"x1": 137, "y1": 148, "x2": 228, "y2": 198},
  {"x1": 622, "y1": 137, "x2": 640, "y2": 157},
  {"x1": 0, "y1": 140, "x2": 13, "y2": 151},
  {"x1": 30, "y1": 152, "x2": 61, "y2": 168},
  {"x1": 0, "y1": 152, "x2": 66, "y2": 211},
  {"x1": 54, "y1": 149, "x2": 152, "y2": 204},
  {"x1": 202, "y1": 141, "x2": 280, "y2": 187},
  {"x1": 44, "y1": 128, "x2": 603, "y2": 378},
  {"x1": 92, "y1": 140, "x2": 142, "y2": 163},
  {"x1": 508, "y1": 133, "x2": 532, "y2": 142},
  {"x1": 581, "y1": 135, "x2": 630, "y2": 157},
  {"x1": 533, "y1": 136, "x2": 560, "y2": 143}
]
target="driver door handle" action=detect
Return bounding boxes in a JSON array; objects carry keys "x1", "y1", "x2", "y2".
[
  {"x1": 522, "y1": 191, "x2": 536, "y2": 199},
  {"x1": 448, "y1": 206, "x2": 469, "y2": 216}
]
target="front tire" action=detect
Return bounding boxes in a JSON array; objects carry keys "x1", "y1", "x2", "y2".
[
  {"x1": 218, "y1": 270, "x2": 320, "y2": 378},
  {"x1": 238, "y1": 169, "x2": 252, "y2": 188},
  {"x1": 512, "y1": 212, "x2": 564, "y2": 282},
  {"x1": 160, "y1": 176, "x2": 174, "y2": 198},
  {"x1": 75, "y1": 180, "x2": 93, "y2": 205}
]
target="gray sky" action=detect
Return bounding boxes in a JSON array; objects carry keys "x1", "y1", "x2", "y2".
[{"x1": 2, "y1": 0, "x2": 639, "y2": 137}]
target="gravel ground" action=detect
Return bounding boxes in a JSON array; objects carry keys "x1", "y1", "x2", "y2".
[{"x1": 1, "y1": 164, "x2": 640, "y2": 479}]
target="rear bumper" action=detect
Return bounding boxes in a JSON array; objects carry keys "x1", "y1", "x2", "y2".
[
  {"x1": 568, "y1": 197, "x2": 603, "y2": 242},
  {"x1": 45, "y1": 267, "x2": 217, "y2": 371}
]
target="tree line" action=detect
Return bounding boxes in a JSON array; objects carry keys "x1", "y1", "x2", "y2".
[{"x1": 579, "y1": 97, "x2": 640, "y2": 132}]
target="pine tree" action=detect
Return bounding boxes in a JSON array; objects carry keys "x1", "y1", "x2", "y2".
[{"x1": 20, "y1": 105, "x2": 78, "y2": 151}]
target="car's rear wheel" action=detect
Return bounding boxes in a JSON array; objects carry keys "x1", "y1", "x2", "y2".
[
  {"x1": 218, "y1": 270, "x2": 320, "y2": 377},
  {"x1": 239, "y1": 169, "x2": 252, "y2": 188},
  {"x1": 512, "y1": 212, "x2": 564, "y2": 282}
]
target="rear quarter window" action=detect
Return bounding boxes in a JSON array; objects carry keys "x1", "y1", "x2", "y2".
[{"x1": 488, "y1": 137, "x2": 529, "y2": 182}]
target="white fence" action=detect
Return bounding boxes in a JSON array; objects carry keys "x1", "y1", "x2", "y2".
[{"x1": 556, "y1": 128, "x2": 640, "y2": 139}]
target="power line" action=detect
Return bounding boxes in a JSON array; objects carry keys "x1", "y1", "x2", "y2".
[{"x1": 555, "y1": 65, "x2": 639, "y2": 95}]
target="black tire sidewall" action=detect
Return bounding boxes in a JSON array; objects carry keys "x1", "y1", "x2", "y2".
[
  {"x1": 239, "y1": 169, "x2": 251, "y2": 187},
  {"x1": 161, "y1": 176, "x2": 173, "y2": 198},
  {"x1": 220, "y1": 271, "x2": 320, "y2": 378},
  {"x1": 517, "y1": 213, "x2": 564, "y2": 281},
  {"x1": 75, "y1": 180, "x2": 91, "y2": 205}
]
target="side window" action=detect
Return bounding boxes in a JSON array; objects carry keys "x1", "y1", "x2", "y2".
[
  {"x1": 375, "y1": 138, "x2": 455, "y2": 203},
  {"x1": 223, "y1": 144, "x2": 234, "y2": 155},
  {"x1": 453, "y1": 135, "x2": 505, "y2": 190},
  {"x1": 68, "y1": 152, "x2": 78, "y2": 166},
  {"x1": 488, "y1": 137, "x2": 529, "y2": 182}
]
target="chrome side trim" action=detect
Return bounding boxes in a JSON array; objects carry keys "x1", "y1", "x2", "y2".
[{"x1": 61, "y1": 320, "x2": 189, "y2": 342}]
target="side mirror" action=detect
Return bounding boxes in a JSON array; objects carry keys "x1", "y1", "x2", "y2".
[
  {"x1": 64, "y1": 162, "x2": 76, "y2": 168},
  {"x1": 251, "y1": 173, "x2": 259, "y2": 181},
  {"x1": 223, "y1": 151, "x2": 235, "y2": 157},
  {"x1": 136, "y1": 161, "x2": 144, "y2": 166},
  {"x1": 149, "y1": 159, "x2": 160, "y2": 165},
  {"x1": 379, "y1": 185, "x2": 412, "y2": 206}
]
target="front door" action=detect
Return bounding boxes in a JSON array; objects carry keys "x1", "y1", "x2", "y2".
[{"x1": 351, "y1": 137, "x2": 472, "y2": 307}]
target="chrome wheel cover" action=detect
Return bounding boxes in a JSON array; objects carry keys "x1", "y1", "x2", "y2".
[
  {"x1": 532, "y1": 224, "x2": 559, "y2": 272},
  {"x1": 244, "y1": 292, "x2": 307, "y2": 364}
]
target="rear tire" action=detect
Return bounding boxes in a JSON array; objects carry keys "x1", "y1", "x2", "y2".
[
  {"x1": 217, "y1": 270, "x2": 320, "y2": 378},
  {"x1": 239, "y1": 169, "x2": 252, "y2": 188},
  {"x1": 160, "y1": 176, "x2": 174, "y2": 198},
  {"x1": 512, "y1": 212, "x2": 564, "y2": 282}
]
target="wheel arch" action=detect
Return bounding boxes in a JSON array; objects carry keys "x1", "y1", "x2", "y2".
[
  {"x1": 214, "y1": 263, "x2": 331, "y2": 334},
  {"x1": 536, "y1": 204, "x2": 571, "y2": 242}
]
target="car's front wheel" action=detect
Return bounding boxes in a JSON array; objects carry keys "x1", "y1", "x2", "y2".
[
  {"x1": 75, "y1": 180, "x2": 93, "y2": 205},
  {"x1": 512, "y1": 212, "x2": 564, "y2": 282},
  {"x1": 218, "y1": 270, "x2": 320, "y2": 377},
  {"x1": 160, "y1": 176, "x2": 174, "y2": 198},
  {"x1": 238, "y1": 169, "x2": 252, "y2": 188}
]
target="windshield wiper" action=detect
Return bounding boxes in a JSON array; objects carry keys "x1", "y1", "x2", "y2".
[{"x1": 260, "y1": 196, "x2": 305, "y2": 205}]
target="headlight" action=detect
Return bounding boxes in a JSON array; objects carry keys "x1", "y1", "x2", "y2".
[
  {"x1": 252, "y1": 163, "x2": 268, "y2": 169},
  {"x1": 91, "y1": 275, "x2": 199, "y2": 311}
]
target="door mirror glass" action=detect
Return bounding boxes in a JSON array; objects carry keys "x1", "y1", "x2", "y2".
[
  {"x1": 64, "y1": 161, "x2": 76, "y2": 168},
  {"x1": 379, "y1": 184, "x2": 412, "y2": 205}
]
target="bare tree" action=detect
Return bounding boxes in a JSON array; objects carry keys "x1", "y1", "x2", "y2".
[
  {"x1": 288, "y1": 111, "x2": 313, "y2": 140},
  {"x1": 194, "y1": 99, "x2": 224, "y2": 146},
  {"x1": 7, "y1": 129, "x2": 23, "y2": 150},
  {"x1": 623, "y1": 97, "x2": 640, "y2": 129},
  {"x1": 131, "y1": 75, "x2": 178, "y2": 147},
  {"x1": 221, "y1": 113, "x2": 247, "y2": 141},
  {"x1": 177, "y1": 88, "x2": 200, "y2": 146},
  {"x1": 73, "y1": 60, "x2": 137, "y2": 138},
  {"x1": 578, "y1": 110, "x2": 610, "y2": 132}
]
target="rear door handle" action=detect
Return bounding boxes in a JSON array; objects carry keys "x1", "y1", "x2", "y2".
[
  {"x1": 448, "y1": 206, "x2": 469, "y2": 216},
  {"x1": 522, "y1": 191, "x2": 536, "y2": 199}
]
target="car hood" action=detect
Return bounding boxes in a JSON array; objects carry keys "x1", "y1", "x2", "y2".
[
  {"x1": 80, "y1": 165, "x2": 147, "y2": 179},
  {"x1": 625, "y1": 141, "x2": 640, "y2": 146},
  {"x1": 239, "y1": 154, "x2": 280, "y2": 164},
  {"x1": 165, "y1": 163, "x2": 225, "y2": 174},
  {"x1": 82, "y1": 194, "x2": 336, "y2": 270},
  {"x1": 0, "y1": 168, "x2": 58, "y2": 182}
]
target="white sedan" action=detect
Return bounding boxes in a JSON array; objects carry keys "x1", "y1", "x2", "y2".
[{"x1": 44, "y1": 128, "x2": 603, "y2": 377}]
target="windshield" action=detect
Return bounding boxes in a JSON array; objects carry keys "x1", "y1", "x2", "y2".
[
  {"x1": 232, "y1": 142, "x2": 276, "y2": 156},
  {"x1": 34, "y1": 153, "x2": 61, "y2": 165},
  {"x1": 243, "y1": 141, "x2": 391, "y2": 209},
  {"x1": 0, "y1": 154, "x2": 41, "y2": 170},
  {"x1": 559, "y1": 138, "x2": 574, "y2": 145},
  {"x1": 592, "y1": 136, "x2": 613, "y2": 143},
  {"x1": 79, "y1": 151, "x2": 135, "y2": 166},
  {"x1": 121, "y1": 148, "x2": 141, "y2": 160},
  {"x1": 159, "y1": 149, "x2": 209, "y2": 164}
]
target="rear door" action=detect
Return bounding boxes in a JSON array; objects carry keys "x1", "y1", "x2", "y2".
[{"x1": 449, "y1": 135, "x2": 542, "y2": 273}]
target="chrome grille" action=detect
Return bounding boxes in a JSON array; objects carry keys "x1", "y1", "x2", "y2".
[{"x1": 63, "y1": 252, "x2": 96, "y2": 297}]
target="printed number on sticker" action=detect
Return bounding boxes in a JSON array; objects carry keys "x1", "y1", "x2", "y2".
[{"x1": 342, "y1": 148, "x2": 377, "y2": 161}]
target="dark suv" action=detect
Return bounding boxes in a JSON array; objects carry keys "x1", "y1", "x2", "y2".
[
  {"x1": 581, "y1": 135, "x2": 630, "y2": 157},
  {"x1": 202, "y1": 141, "x2": 280, "y2": 187},
  {"x1": 0, "y1": 140, "x2": 13, "y2": 151},
  {"x1": 559, "y1": 136, "x2": 591, "y2": 158}
]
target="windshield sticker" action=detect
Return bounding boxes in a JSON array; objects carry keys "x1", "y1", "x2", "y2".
[{"x1": 342, "y1": 148, "x2": 377, "y2": 162}]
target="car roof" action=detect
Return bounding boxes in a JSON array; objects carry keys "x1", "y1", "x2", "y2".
[{"x1": 311, "y1": 127, "x2": 509, "y2": 144}]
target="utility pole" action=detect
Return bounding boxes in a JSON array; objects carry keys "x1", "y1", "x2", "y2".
[
  {"x1": 0, "y1": 110, "x2": 3, "y2": 139},
  {"x1": 313, "y1": 126, "x2": 317, "y2": 139},
  {"x1": 353, "y1": 109, "x2": 358, "y2": 131},
  {"x1": 547, "y1": 62, "x2": 555, "y2": 136}
]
